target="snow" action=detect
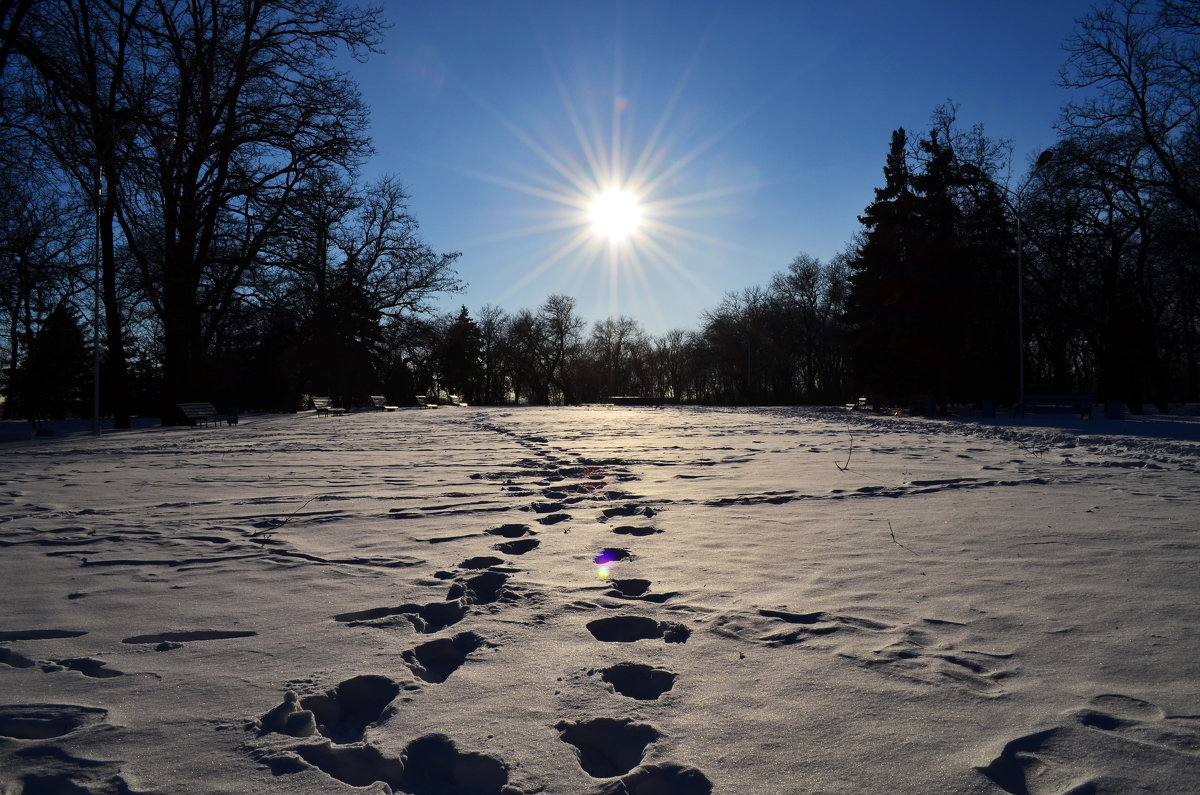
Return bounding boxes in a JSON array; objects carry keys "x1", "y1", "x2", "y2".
[{"x1": 2, "y1": 406, "x2": 1198, "y2": 793}]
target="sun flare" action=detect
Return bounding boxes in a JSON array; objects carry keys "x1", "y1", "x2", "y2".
[{"x1": 588, "y1": 188, "x2": 642, "y2": 242}]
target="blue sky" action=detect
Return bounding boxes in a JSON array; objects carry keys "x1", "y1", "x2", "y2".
[{"x1": 348, "y1": 0, "x2": 1095, "y2": 335}]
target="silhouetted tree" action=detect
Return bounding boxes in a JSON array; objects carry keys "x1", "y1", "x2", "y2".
[
  {"x1": 588, "y1": 316, "x2": 645, "y2": 399},
  {"x1": 505, "y1": 308, "x2": 547, "y2": 405},
  {"x1": 476, "y1": 304, "x2": 508, "y2": 404},
  {"x1": 1022, "y1": 132, "x2": 1174, "y2": 408},
  {"x1": 539, "y1": 294, "x2": 585, "y2": 404},
  {"x1": 9, "y1": 303, "x2": 90, "y2": 420},
  {"x1": 0, "y1": 146, "x2": 87, "y2": 417},
  {"x1": 109, "y1": 1, "x2": 384, "y2": 421},
  {"x1": 260, "y1": 170, "x2": 460, "y2": 407},
  {"x1": 845, "y1": 112, "x2": 1021, "y2": 410},
  {"x1": 1061, "y1": 0, "x2": 1200, "y2": 223},
  {"x1": 3, "y1": 1, "x2": 152, "y2": 427},
  {"x1": 845, "y1": 128, "x2": 920, "y2": 404},
  {"x1": 438, "y1": 306, "x2": 483, "y2": 402},
  {"x1": 1057, "y1": 0, "x2": 1200, "y2": 404}
]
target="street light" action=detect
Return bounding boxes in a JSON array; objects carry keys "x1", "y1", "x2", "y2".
[
  {"x1": 1014, "y1": 149, "x2": 1053, "y2": 416},
  {"x1": 92, "y1": 165, "x2": 102, "y2": 436}
]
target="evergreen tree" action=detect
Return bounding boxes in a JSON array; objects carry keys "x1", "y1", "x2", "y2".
[
  {"x1": 10, "y1": 304, "x2": 91, "y2": 420},
  {"x1": 438, "y1": 306, "x2": 483, "y2": 402},
  {"x1": 846, "y1": 128, "x2": 921, "y2": 403},
  {"x1": 846, "y1": 123, "x2": 1018, "y2": 409}
]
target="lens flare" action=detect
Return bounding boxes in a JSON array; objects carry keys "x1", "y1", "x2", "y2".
[{"x1": 594, "y1": 549, "x2": 618, "y2": 579}]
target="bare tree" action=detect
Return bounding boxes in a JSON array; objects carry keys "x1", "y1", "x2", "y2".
[
  {"x1": 770, "y1": 253, "x2": 823, "y2": 399},
  {"x1": 589, "y1": 316, "x2": 644, "y2": 399},
  {"x1": 1061, "y1": 0, "x2": 1200, "y2": 220},
  {"x1": 115, "y1": 0, "x2": 384, "y2": 421},
  {"x1": 505, "y1": 308, "x2": 546, "y2": 405},
  {"x1": 538, "y1": 294, "x2": 585, "y2": 404},
  {"x1": 476, "y1": 303, "x2": 508, "y2": 404},
  {"x1": 5, "y1": 1, "x2": 154, "y2": 427},
  {"x1": 0, "y1": 146, "x2": 88, "y2": 413}
]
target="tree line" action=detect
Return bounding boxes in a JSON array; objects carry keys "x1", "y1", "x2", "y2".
[{"x1": 2, "y1": 0, "x2": 1197, "y2": 420}]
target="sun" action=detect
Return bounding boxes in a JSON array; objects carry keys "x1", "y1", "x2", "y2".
[{"x1": 589, "y1": 188, "x2": 642, "y2": 242}]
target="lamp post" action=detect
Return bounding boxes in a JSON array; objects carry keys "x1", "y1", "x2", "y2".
[
  {"x1": 1014, "y1": 149, "x2": 1053, "y2": 416},
  {"x1": 91, "y1": 166, "x2": 102, "y2": 436}
]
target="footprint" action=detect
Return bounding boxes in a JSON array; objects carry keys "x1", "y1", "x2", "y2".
[
  {"x1": 611, "y1": 525, "x2": 661, "y2": 537},
  {"x1": 845, "y1": 626, "x2": 1014, "y2": 696},
  {"x1": 401, "y1": 733, "x2": 510, "y2": 795},
  {"x1": 294, "y1": 741, "x2": 406, "y2": 788},
  {"x1": 977, "y1": 695, "x2": 1200, "y2": 792},
  {"x1": 606, "y1": 579, "x2": 677, "y2": 604},
  {"x1": 600, "y1": 504, "x2": 654, "y2": 521},
  {"x1": 556, "y1": 717, "x2": 660, "y2": 777},
  {"x1": 0, "y1": 629, "x2": 87, "y2": 641},
  {"x1": 459, "y1": 555, "x2": 505, "y2": 569},
  {"x1": 538, "y1": 513, "x2": 571, "y2": 525},
  {"x1": 1078, "y1": 693, "x2": 1165, "y2": 726},
  {"x1": 711, "y1": 609, "x2": 843, "y2": 647},
  {"x1": 608, "y1": 579, "x2": 651, "y2": 597},
  {"x1": 0, "y1": 646, "x2": 36, "y2": 668},
  {"x1": 56, "y1": 657, "x2": 123, "y2": 679},
  {"x1": 597, "y1": 547, "x2": 634, "y2": 563},
  {"x1": 597, "y1": 662, "x2": 677, "y2": 700},
  {"x1": 493, "y1": 538, "x2": 540, "y2": 555},
  {"x1": 1072, "y1": 694, "x2": 1199, "y2": 754},
  {"x1": 0, "y1": 704, "x2": 107, "y2": 740},
  {"x1": 335, "y1": 600, "x2": 467, "y2": 634},
  {"x1": 586, "y1": 616, "x2": 690, "y2": 643},
  {"x1": 297, "y1": 675, "x2": 401, "y2": 743},
  {"x1": 122, "y1": 629, "x2": 256, "y2": 644},
  {"x1": 403, "y1": 632, "x2": 486, "y2": 683},
  {"x1": 456, "y1": 571, "x2": 510, "y2": 605},
  {"x1": 485, "y1": 524, "x2": 531, "y2": 539},
  {"x1": 599, "y1": 762, "x2": 713, "y2": 794},
  {"x1": 0, "y1": 744, "x2": 132, "y2": 794}
]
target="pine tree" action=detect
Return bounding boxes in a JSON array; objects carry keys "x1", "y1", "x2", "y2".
[
  {"x1": 846, "y1": 124, "x2": 1018, "y2": 410},
  {"x1": 438, "y1": 306, "x2": 483, "y2": 402},
  {"x1": 10, "y1": 304, "x2": 92, "y2": 421},
  {"x1": 846, "y1": 128, "x2": 922, "y2": 403}
]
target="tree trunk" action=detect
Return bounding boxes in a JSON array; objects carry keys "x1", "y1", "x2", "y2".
[{"x1": 99, "y1": 178, "x2": 130, "y2": 428}]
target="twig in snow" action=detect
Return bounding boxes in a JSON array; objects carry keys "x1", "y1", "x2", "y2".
[
  {"x1": 250, "y1": 497, "x2": 317, "y2": 539},
  {"x1": 888, "y1": 520, "x2": 919, "y2": 556},
  {"x1": 835, "y1": 425, "x2": 854, "y2": 472},
  {"x1": 1012, "y1": 433, "x2": 1043, "y2": 459}
]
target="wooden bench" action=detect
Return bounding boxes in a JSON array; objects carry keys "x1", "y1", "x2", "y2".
[
  {"x1": 312, "y1": 396, "x2": 347, "y2": 417},
  {"x1": 1019, "y1": 394, "x2": 1093, "y2": 419},
  {"x1": 415, "y1": 395, "x2": 438, "y2": 409},
  {"x1": 368, "y1": 395, "x2": 398, "y2": 411},
  {"x1": 177, "y1": 402, "x2": 235, "y2": 427}
]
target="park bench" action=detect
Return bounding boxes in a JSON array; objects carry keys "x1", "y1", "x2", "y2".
[
  {"x1": 415, "y1": 395, "x2": 438, "y2": 408},
  {"x1": 176, "y1": 402, "x2": 235, "y2": 427},
  {"x1": 312, "y1": 396, "x2": 347, "y2": 417},
  {"x1": 1019, "y1": 394, "x2": 1093, "y2": 419},
  {"x1": 369, "y1": 395, "x2": 398, "y2": 411}
]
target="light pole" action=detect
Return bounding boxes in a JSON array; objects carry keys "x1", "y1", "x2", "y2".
[
  {"x1": 1014, "y1": 149, "x2": 1053, "y2": 416},
  {"x1": 91, "y1": 166, "x2": 102, "y2": 436}
]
